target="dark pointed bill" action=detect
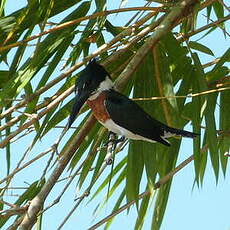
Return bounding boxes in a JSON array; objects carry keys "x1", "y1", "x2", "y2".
[{"x1": 67, "y1": 90, "x2": 91, "y2": 129}]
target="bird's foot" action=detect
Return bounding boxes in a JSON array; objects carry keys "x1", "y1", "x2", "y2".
[{"x1": 103, "y1": 134, "x2": 125, "y2": 150}]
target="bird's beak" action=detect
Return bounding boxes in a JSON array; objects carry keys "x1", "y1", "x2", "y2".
[{"x1": 67, "y1": 90, "x2": 91, "y2": 129}]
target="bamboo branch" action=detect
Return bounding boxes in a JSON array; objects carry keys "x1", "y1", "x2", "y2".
[
  {"x1": 0, "y1": 94, "x2": 59, "y2": 132},
  {"x1": 0, "y1": 11, "x2": 155, "y2": 122},
  {"x1": 0, "y1": 11, "x2": 160, "y2": 148},
  {"x1": 0, "y1": 7, "x2": 164, "y2": 52},
  {"x1": 0, "y1": 87, "x2": 74, "y2": 148}
]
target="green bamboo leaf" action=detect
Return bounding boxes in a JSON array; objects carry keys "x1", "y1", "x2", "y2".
[
  {"x1": 191, "y1": 68, "x2": 203, "y2": 183},
  {"x1": 0, "y1": 16, "x2": 16, "y2": 41},
  {"x1": 189, "y1": 41, "x2": 214, "y2": 56},
  {"x1": 41, "y1": 101, "x2": 72, "y2": 137},
  {"x1": 143, "y1": 143, "x2": 157, "y2": 183},
  {"x1": 199, "y1": 133, "x2": 208, "y2": 184},
  {"x1": 33, "y1": 76, "x2": 76, "y2": 142},
  {"x1": 126, "y1": 54, "x2": 157, "y2": 205},
  {"x1": 206, "y1": 5, "x2": 212, "y2": 22},
  {"x1": 1, "y1": 0, "x2": 83, "y2": 40},
  {"x1": 0, "y1": 0, "x2": 86, "y2": 62},
  {"x1": 67, "y1": 113, "x2": 98, "y2": 169},
  {"x1": 105, "y1": 20, "x2": 124, "y2": 36},
  {"x1": 219, "y1": 90, "x2": 230, "y2": 175},
  {"x1": 157, "y1": 44, "x2": 178, "y2": 111},
  {"x1": 96, "y1": 31, "x2": 108, "y2": 59},
  {"x1": 204, "y1": 95, "x2": 219, "y2": 181},
  {"x1": 0, "y1": 1, "x2": 91, "y2": 108},
  {"x1": 90, "y1": 156, "x2": 127, "y2": 201},
  {"x1": 0, "y1": 179, "x2": 45, "y2": 227},
  {"x1": 78, "y1": 126, "x2": 106, "y2": 188},
  {"x1": 15, "y1": 179, "x2": 45, "y2": 206},
  {"x1": 0, "y1": 0, "x2": 6, "y2": 16},
  {"x1": 151, "y1": 183, "x2": 171, "y2": 230},
  {"x1": 160, "y1": 33, "x2": 193, "y2": 110},
  {"x1": 0, "y1": 70, "x2": 10, "y2": 89},
  {"x1": 0, "y1": 27, "x2": 33, "y2": 106},
  {"x1": 107, "y1": 167, "x2": 127, "y2": 198},
  {"x1": 126, "y1": 140, "x2": 144, "y2": 205},
  {"x1": 104, "y1": 189, "x2": 126, "y2": 230},
  {"x1": 211, "y1": 48, "x2": 230, "y2": 73},
  {"x1": 206, "y1": 66, "x2": 229, "y2": 83},
  {"x1": 192, "y1": 53, "x2": 219, "y2": 181},
  {"x1": 134, "y1": 185, "x2": 151, "y2": 230},
  {"x1": 213, "y1": 1, "x2": 224, "y2": 19},
  {"x1": 151, "y1": 140, "x2": 180, "y2": 230},
  {"x1": 24, "y1": 33, "x2": 75, "y2": 121},
  {"x1": 88, "y1": 143, "x2": 107, "y2": 186},
  {"x1": 91, "y1": 167, "x2": 127, "y2": 220}
]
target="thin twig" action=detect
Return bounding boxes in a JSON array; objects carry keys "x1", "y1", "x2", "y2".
[
  {"x1": 132, "y1": 86, "x2": 230, "y2": 101},
  {"x1": 0, "y1": 200, "x2": 16, "y2": 208},
  {"x1": 202, "y1": 58, "x2": 220, "y2": 68},
  {"x1": 0, "y1": 147, "x2": 53, "y2": 185},
  {"x1": 0, "y1": 95, "x2": 58, "y2": 132},
  {"x1": 57, "y1": 133, "x2": 121, "y2": 230},
  {"x1": 177, "y1": 14, "x2": 230, "y2": 41},
  {"x1": 9, "y1": 129, "x2": 34, "y2": 143},
  {"x1": 202, "y1": 13, "x2": 230, "y2": 37}
]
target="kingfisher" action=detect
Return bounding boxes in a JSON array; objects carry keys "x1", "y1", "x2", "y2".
[{"x1": 67, "y1": 59, "x2": 198, "y2": 146}]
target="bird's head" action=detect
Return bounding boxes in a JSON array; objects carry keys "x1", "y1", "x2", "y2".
[{"x1": 67, "y1": 59, "x2": 113, "y2": 128}]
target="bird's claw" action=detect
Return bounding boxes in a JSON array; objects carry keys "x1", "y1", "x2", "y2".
[{"x1": 103, "y1": 135, "x2": 126, "y2": 150}]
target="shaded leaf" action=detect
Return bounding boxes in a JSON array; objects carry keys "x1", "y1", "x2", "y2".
[{"x1": 189, "y1": 41, "x2": 214, "y2": 56}]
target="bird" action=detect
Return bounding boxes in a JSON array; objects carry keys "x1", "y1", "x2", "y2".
[{"x1": 67, "y1": 59, "x2": 198, "y2": 146}]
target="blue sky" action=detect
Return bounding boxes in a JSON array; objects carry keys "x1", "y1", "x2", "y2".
[{"x1": 1, "y1": 0, "x2": 230, "y2": 230}]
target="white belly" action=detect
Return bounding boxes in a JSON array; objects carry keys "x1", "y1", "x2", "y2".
[{"x1": 101, "y1": 119, "x2": 156, "y2": 143}]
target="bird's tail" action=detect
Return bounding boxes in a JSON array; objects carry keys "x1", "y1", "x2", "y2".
[{"x1": 163, "y1": 126, "x2": 199, "y2": 139}]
